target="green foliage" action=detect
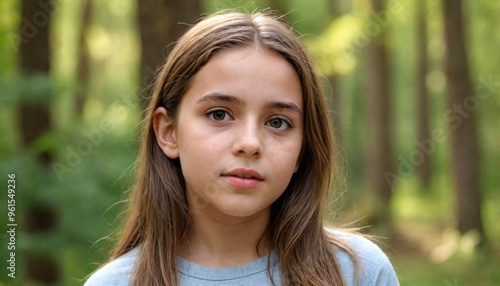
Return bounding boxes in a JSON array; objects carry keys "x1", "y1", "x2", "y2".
[
  {"x1": 0, "y1": 120, "x2": 137, "y2": 285},
  {"x1": 0, "y1": 0, "x2": 19, "y2": 76},
  {"x1": 393, "y1": 252, "x2": 500, "y2": 286},
  {"x1": 0, "y1": 74, "x2": 57, "y2": 107},
  {"x1": 203, "y1": 0, "x2": 269, "y2": 13},
  {"x1": 307, "y1": 14, "x2": 363, "y2": 76}
]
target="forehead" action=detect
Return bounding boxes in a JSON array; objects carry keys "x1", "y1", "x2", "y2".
[{"x1": 182, "y1": 46, "x2": 303, "y2": 108}]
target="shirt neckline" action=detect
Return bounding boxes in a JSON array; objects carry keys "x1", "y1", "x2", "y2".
[{"x1": 177, "y1": 250, "x2": 277, "y2": 281}]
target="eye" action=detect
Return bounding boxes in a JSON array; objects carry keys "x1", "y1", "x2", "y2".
[
  {"x1": 207, "y1": 108, "x2": 232, "y2": 121},
  {"x1": 266, "y1": 117, "x2": 291, "y2": 131}
]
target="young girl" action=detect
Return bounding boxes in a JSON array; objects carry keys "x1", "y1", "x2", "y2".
[{"x1": 85, "y1": 11, "x2": 399, "y2": 286}]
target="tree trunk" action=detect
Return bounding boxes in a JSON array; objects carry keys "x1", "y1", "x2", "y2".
[
  {"x1": 364, "y1": 0, "x2": 394, "y2": 225},
  {"x1": 442, "y1": 0, "x2": 485, "y2": 242},
  {"x1": 137, "y1": 0, "x2": 201, "y2": 110},
  {"x1": 18, "y1": 0, "x2": 60, "y2": 283},
  {"x1": 75, "y1": 0, "x2": 91, "y2": 116},
  {"x1": 416, "y1": 0, "x2": 432, "y2": 188},
  {"x1": 327, "y1": 0, "x2": 343, "y2": 134}
]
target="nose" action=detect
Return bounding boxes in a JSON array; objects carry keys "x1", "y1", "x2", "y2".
[{"x1": 232, "y1": 119, "x2": 263, "y2": 158}]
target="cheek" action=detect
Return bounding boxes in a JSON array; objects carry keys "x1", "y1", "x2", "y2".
[
  {"x1": 176, "y1": 126, "x2": 228, "y2": 174},
  {"x1": 271, "y1": 140, "x2": 302, "y2": 177},
  {"x1": 279, "y1": 134, "x2": 303, "y2": 160}
]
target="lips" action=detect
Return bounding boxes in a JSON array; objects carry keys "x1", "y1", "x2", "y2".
[
  {"x1": 221, "y1": 168, "x2": 263, "y2": 188},
  {"x1": 222, "y1": 168, "x2": 263, "y2": 180}
]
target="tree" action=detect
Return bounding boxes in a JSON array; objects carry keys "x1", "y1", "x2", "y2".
[
  {"x1": 326, "y1": 0, "x2": 344, "y2": 134},
  {"x1": 442, "y1": 0, "x2": 485, "y2": 243},
  {"x1": 18, "y1": 0, "x2": 59, "y2": 283},
  {"x1": 364, "y1": 0, "x2": 395, "y2": 226},
  {"x1": 415, "y1": 0, "x2": 432, "y2": 188},
  {"x1": 74, "y1": 0, "x2": 92, "y2": 116},
  {"x1": 137, "y1": 0, "x2": 201, "y2": 110}
]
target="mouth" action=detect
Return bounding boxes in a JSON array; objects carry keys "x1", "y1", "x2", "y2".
[
  {"x1": 234, "y1": 174, "x2": 254, "y2": 179},
  {"x1": 221, "y1": 168, "x2": 264, "y2": 188},
  {"x1": 222, "y1": 168, "x2": 264, "y2": 180}
]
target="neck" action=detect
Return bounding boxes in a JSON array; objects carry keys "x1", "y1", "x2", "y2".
[{"x1": 180, "y1": 207, "x2": 272, "y2": 268}]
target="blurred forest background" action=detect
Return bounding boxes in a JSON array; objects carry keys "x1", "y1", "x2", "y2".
[{"x1": 0, "y1": 0, "x2": 499, "y2": 285}]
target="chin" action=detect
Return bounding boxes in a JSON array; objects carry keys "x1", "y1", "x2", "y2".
[
  {"x1": 217, "y1": 202, "x2": 269, "y2": 218},
  {"x1": 221, "y1": 208, "x2": 259, "y2": 218}
]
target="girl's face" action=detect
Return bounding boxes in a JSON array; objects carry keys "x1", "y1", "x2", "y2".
[{"x1": 158, "y1": 46, "x2": 303, "y2": 219}]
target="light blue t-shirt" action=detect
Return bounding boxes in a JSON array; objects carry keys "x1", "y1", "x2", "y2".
[{"x1": 84, "y1": 231, "x2": 399, "y2": 285}]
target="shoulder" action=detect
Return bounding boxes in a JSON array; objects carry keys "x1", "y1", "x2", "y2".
[
  {"x1": 327, "y1": 229, "x2": 400, "y2": 286},
  {"x1": 84, "y1": 248, "x2": 139, "y2": 286}
]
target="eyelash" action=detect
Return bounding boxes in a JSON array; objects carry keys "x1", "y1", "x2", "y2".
[
  {"x1": 205, "y1": 108, "x2": 293, "y2": 131},
  {"x1": 265, "y1": 116, "x2": 292, "y2": 131},
  {"x1": 206, "y1": 108, "x2": 233, "y2": 121}
]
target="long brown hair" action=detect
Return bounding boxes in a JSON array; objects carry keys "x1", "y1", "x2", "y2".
[{"x1": 111, "y1": 10, "x2": 357, "y2": 285}]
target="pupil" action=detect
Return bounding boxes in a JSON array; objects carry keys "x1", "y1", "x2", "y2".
[
  {"x1": 271, "y1": 119, "x2": 282, "y2": 128},
  {"x1": 214, "y1": 111, "x2": 225, "y2": 120}
]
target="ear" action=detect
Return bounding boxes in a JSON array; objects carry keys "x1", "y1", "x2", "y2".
[{"x1": 153, "y1": 107, "x2": 179, "y2": 159}]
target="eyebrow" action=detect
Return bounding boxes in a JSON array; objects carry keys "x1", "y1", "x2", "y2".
[
  {"x1": 266, "y1": 101, "x2": 302, "y2": 115},
  {"x1": 196, "y1": 92, "x2": 302, "y2": 114},
  {"x1": 196, "y1": 93, "x2": 244, "y2": 105}
]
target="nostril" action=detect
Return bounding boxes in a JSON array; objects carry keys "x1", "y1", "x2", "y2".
[
  {"x1": 235, "y1": 143, "x2": 263, "y2": 157},
  {"x1": 232, "y1": 124, "x2": 263, "y2": 156}
]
